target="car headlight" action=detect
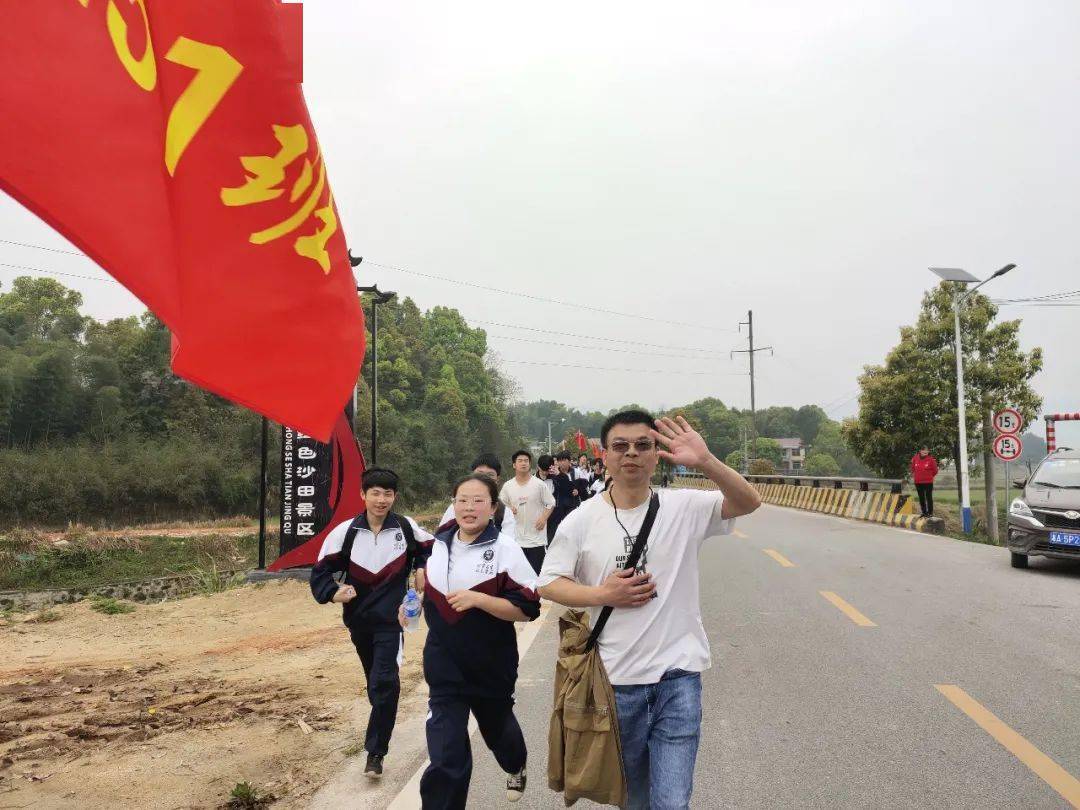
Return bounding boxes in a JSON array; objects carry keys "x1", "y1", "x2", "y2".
[{"x1": 1010, "y1": 498, "x2": 1034, "y2": 518}]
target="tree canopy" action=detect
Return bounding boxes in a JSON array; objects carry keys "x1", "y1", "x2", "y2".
[{"x1": 844, "y1": 282, "x2": 1042, "y2": 478}]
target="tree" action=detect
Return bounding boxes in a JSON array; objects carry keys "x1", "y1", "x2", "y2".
[
  {"x1": 754, "y1": 406, "x2": 799, "y2": 439},
  {"x1": 793, "y1": 405, "x2": 828, "y2": 444},
  {"x1": 749, "y1": 458, "x2": 775, "y2": 475},
  {"x1": 752, "y1": 437, "x2": 783, "y2": 465},
  {"x1": 812, "y1": 420, "x2": 871, "y2": 477},
  {"x1": 844, "y1": 283, "x2": 1042, "y2": 477},
  {"x1": 805, "y1": 452, "x2": 840, "y2": 476},
  {"x1": 0, "y1": 276, "x2": 86, "y2": 344},
  {"x1": 725, "y1": 450, "x2": 745, "y2": 469}
]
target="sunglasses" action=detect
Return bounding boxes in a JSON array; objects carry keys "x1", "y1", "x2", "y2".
[{"x1": 607, "y1": 439, "x2": 656, "y2": 454}]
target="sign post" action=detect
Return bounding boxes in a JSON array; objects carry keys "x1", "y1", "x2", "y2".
[{"x1": 993, "y1": 409, "x2": 1024, "y2": 543}]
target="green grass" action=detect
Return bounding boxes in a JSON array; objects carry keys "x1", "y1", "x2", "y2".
[
  {"x1": 89, "y1": 596, "x2": 136, "y2": 615},
  {"x1": 187, "y1": 556, "x2": 246, "y2": 595},
  {"x1": 227, "y1": 782, "x2": 274, "y2": 809},
  {"x1": 0, "y1": 531, "x2": 266, "y2": 591},
  {"x1": 25, "y1": 608, "x2": 62, "y2": 623},
  {"x1": 915, "y1": 482, "x2": 1011, "y2": 545}
]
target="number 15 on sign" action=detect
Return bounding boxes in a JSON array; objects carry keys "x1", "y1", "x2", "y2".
[{"x1": 993, "y1": 434, "x2": 1023, "y2": 462}]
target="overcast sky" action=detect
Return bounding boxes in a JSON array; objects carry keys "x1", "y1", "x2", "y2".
[{"x1": 2, "y1": 0, "x2": 1078, "y2": 441}]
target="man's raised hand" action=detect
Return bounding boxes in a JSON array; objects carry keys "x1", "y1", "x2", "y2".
[{"x1": 651, "y1": 415, "x2": 712, "y2": 469}]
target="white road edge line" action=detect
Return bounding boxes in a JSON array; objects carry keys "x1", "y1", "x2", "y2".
[{"x1": 386, "y1": 603, "x2": 555, "y2": 810}]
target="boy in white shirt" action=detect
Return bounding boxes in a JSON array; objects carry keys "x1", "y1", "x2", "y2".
[
  {"x1": 538, "y1": 411, "x2": 761, "y2": 810},
  {"x1": 499, "y1": 450, "x2": 556, "y2": 574}
]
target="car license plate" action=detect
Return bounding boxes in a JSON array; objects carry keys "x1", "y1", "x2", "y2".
[{"x1": 1048, "y1": 531, "x2": 1080, "y2": 547}]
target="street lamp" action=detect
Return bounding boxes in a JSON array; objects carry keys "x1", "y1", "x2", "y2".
[
  {"x1": 356, "y1": 280, "x2": 396, "y2": 465},
  {"x1": 547, "y1": 418, "x2": 566, "y2": 454},
  {"x1": 929, "y1": 264, "x2": 1017, "y2": 533}
]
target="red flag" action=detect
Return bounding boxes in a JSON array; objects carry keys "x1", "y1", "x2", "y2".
[
  {"x1": 575, "y1": 430, "x2": 587, "y2": 452},
  {"x1": 269, "y1": 412, "x2": 367, "y2": 571},
  {"x1": 0, "y1": 1, "x2": 362, "y2": 441}
]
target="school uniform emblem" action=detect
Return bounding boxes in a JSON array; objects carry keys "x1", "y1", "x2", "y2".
[{"x1": 483, "y1": 549, "x2": 495, "y2": 561}]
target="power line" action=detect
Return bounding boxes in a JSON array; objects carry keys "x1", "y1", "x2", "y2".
[
  {"x1": 0, "y1": 262, "x2": 115, "y2": 284},
  {"x1": 485, "y1": 331, "x2": 738, "y2": 361},
  {"x1": 468, "y1": 316, "x2": 731, "y2": 355},
  {"x1": 499, "y1": 358, "x2": 747, "y2": 376},
  {"x1": 365, "y1": 260, "x2": 736, "y2": 333},
  {"x1": 0, "y1": 238, "x2": 84, "y2": 256},
  {"x1": 2, "y1": 234, "x2": 744, "y2": 335},
  {"x1": 991, "y1": 288, "x2": 1080, "y2": 303}
]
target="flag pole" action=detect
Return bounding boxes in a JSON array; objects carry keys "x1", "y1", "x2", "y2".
[{"x1": 257, "y1": 415, "x2": 268, "y2": 569}]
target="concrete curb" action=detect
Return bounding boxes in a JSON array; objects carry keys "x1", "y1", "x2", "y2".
[{"x1": 673, "y1": 476, "x2": 945, "y2": 535}]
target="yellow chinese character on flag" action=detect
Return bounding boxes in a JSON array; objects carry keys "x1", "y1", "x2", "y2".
[{"x1": 220, "y1": 124, "x2": 338, "y2": 273}]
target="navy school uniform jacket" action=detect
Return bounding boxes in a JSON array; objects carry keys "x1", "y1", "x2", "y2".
[
  {"x1": 418, "y1": 522, "x2": 541, "y2": 699},
  {"x1": 310, "y1": 512, "x2": 435, "y2": 631},
  {"x1": 551, "y1": 472, "x2": 582, "y2": 511}
]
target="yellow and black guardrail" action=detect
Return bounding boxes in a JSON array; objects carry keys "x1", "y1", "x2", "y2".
[{"x1": 673, "y1": 473, "x2": 943, "y2": 533}]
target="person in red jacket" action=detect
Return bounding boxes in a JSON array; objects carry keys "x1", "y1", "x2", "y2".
[{"x1": 910, "y1": 445, "x2": 939, "y2": 517}]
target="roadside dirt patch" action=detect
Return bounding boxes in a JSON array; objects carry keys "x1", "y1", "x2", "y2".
[{"x1": 0, "y1": 580, "x2": 426, "y2": 808}]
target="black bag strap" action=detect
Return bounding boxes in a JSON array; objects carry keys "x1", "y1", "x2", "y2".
[{"x1": 585, "y1": 491, "x2": 660, "y2": 653}]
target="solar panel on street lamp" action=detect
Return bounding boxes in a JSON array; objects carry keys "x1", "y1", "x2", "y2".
[{"x1": 929, "y1": 267, "x2": 980, "y2": 283}]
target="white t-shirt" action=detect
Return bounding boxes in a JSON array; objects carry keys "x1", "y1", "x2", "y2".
[
  {"x1": 499, "y1": 476, "x2": 556, "y2": 548},
  {"x1": 589, "y1": 478, "x2": 606, "y2": 496},
  {"x1": 538, "y1": 487, "x2": 733, "y2": 686}
]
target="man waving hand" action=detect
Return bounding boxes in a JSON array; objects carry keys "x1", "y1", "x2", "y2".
[{"x1": 539, "y1": 410, "x2": 761, "y2": 810}]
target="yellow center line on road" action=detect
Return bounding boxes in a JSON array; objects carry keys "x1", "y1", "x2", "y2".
[
  {"x1": 935, "y1": 685, "x2": 1080, "y2": 808},
  {"x1": 762, "y1": 548, "x2": 795, "y2": 567},
  {"x1": 819, "y1": 591, "x2": 877, "y2": 627}
]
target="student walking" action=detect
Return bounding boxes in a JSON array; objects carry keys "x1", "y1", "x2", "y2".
[
  {"x1": 412, "y1": 474, "x2": 541, "y2": 809},
  {"x1": 539, "y1": 412, "x2": 761, "y2": 810},
  {"x1": 910, "y1": 445, "x2": 939, "y2": 517},
  {"x1": 499, "y1": 450, "x2": 556, "y2": 574},
  {"x1": 536, "y1": 454, "x2": 556, "y2": 498},
  {"x1": 548, "y1": 451, "x2": 582, "y2": 542},
  {"x1": 309, "y1": 468, "x2": 434, "y2": 778}
]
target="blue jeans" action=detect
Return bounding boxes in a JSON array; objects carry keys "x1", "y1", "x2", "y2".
[{"x1": 613, "y1": 669, "x2": 702, "y2": 810}]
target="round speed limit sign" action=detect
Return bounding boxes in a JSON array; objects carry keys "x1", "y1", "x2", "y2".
[
  {"x1": 993, "y1": 433, "x2": 1023, "y2": 462},
  {"x1": 993, "y1": 408, "x2": 1023, "y2": 435}
]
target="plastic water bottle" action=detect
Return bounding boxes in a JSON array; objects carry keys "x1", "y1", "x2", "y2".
[{"x1": 402, "y1": 588, "x2": 422, "y2": 633}]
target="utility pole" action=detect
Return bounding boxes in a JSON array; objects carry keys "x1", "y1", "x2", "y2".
[
  {"x1": 356, "y1": 281, "x2": 396, "y2": 466},
  {"x1": 732, "y1": 310, "x2": 772, "y2": 428}
]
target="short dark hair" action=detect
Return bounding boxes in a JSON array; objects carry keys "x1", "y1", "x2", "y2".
[
  {"x1": 362, "y1": 467, "x2": 399, "y2": 493},
  {"x1": 601, "y1": 409, "x2": 657, "y2": 447},
  {"x1": 591, "y1": 458, "x2": 603, "y2": 467},
  {"x1": 511, "y1": 449, "x2": 533, "y2": 463},
  {"x1": 537, "y1": 454, "x2": 554, "y2": 470},
  {"x1": 554, "y1": 451, "x2": 572, "y2": 462},
  {"x1": 470, "y1": 453, "x2": 502, "y2": 476},
  {"x1": 452, "y1": 473, "x2": 499, "y2": 504}
]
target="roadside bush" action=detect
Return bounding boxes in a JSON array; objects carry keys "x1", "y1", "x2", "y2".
[{"x1": 0, "y1": 439, "x2": 261, "y2": 527}]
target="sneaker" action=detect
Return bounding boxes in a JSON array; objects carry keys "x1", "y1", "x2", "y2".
[
  {"x1": 364, "y1": 753, "x2": 384, "y2": 779},
  {"x1": 506, "y1": 767, "x2": 526, "y2": 802}
]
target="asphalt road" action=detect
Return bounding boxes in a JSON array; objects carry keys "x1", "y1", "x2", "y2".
[{"x1": 460, "y1": 503, "x2": 1080, "y2": 809}]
